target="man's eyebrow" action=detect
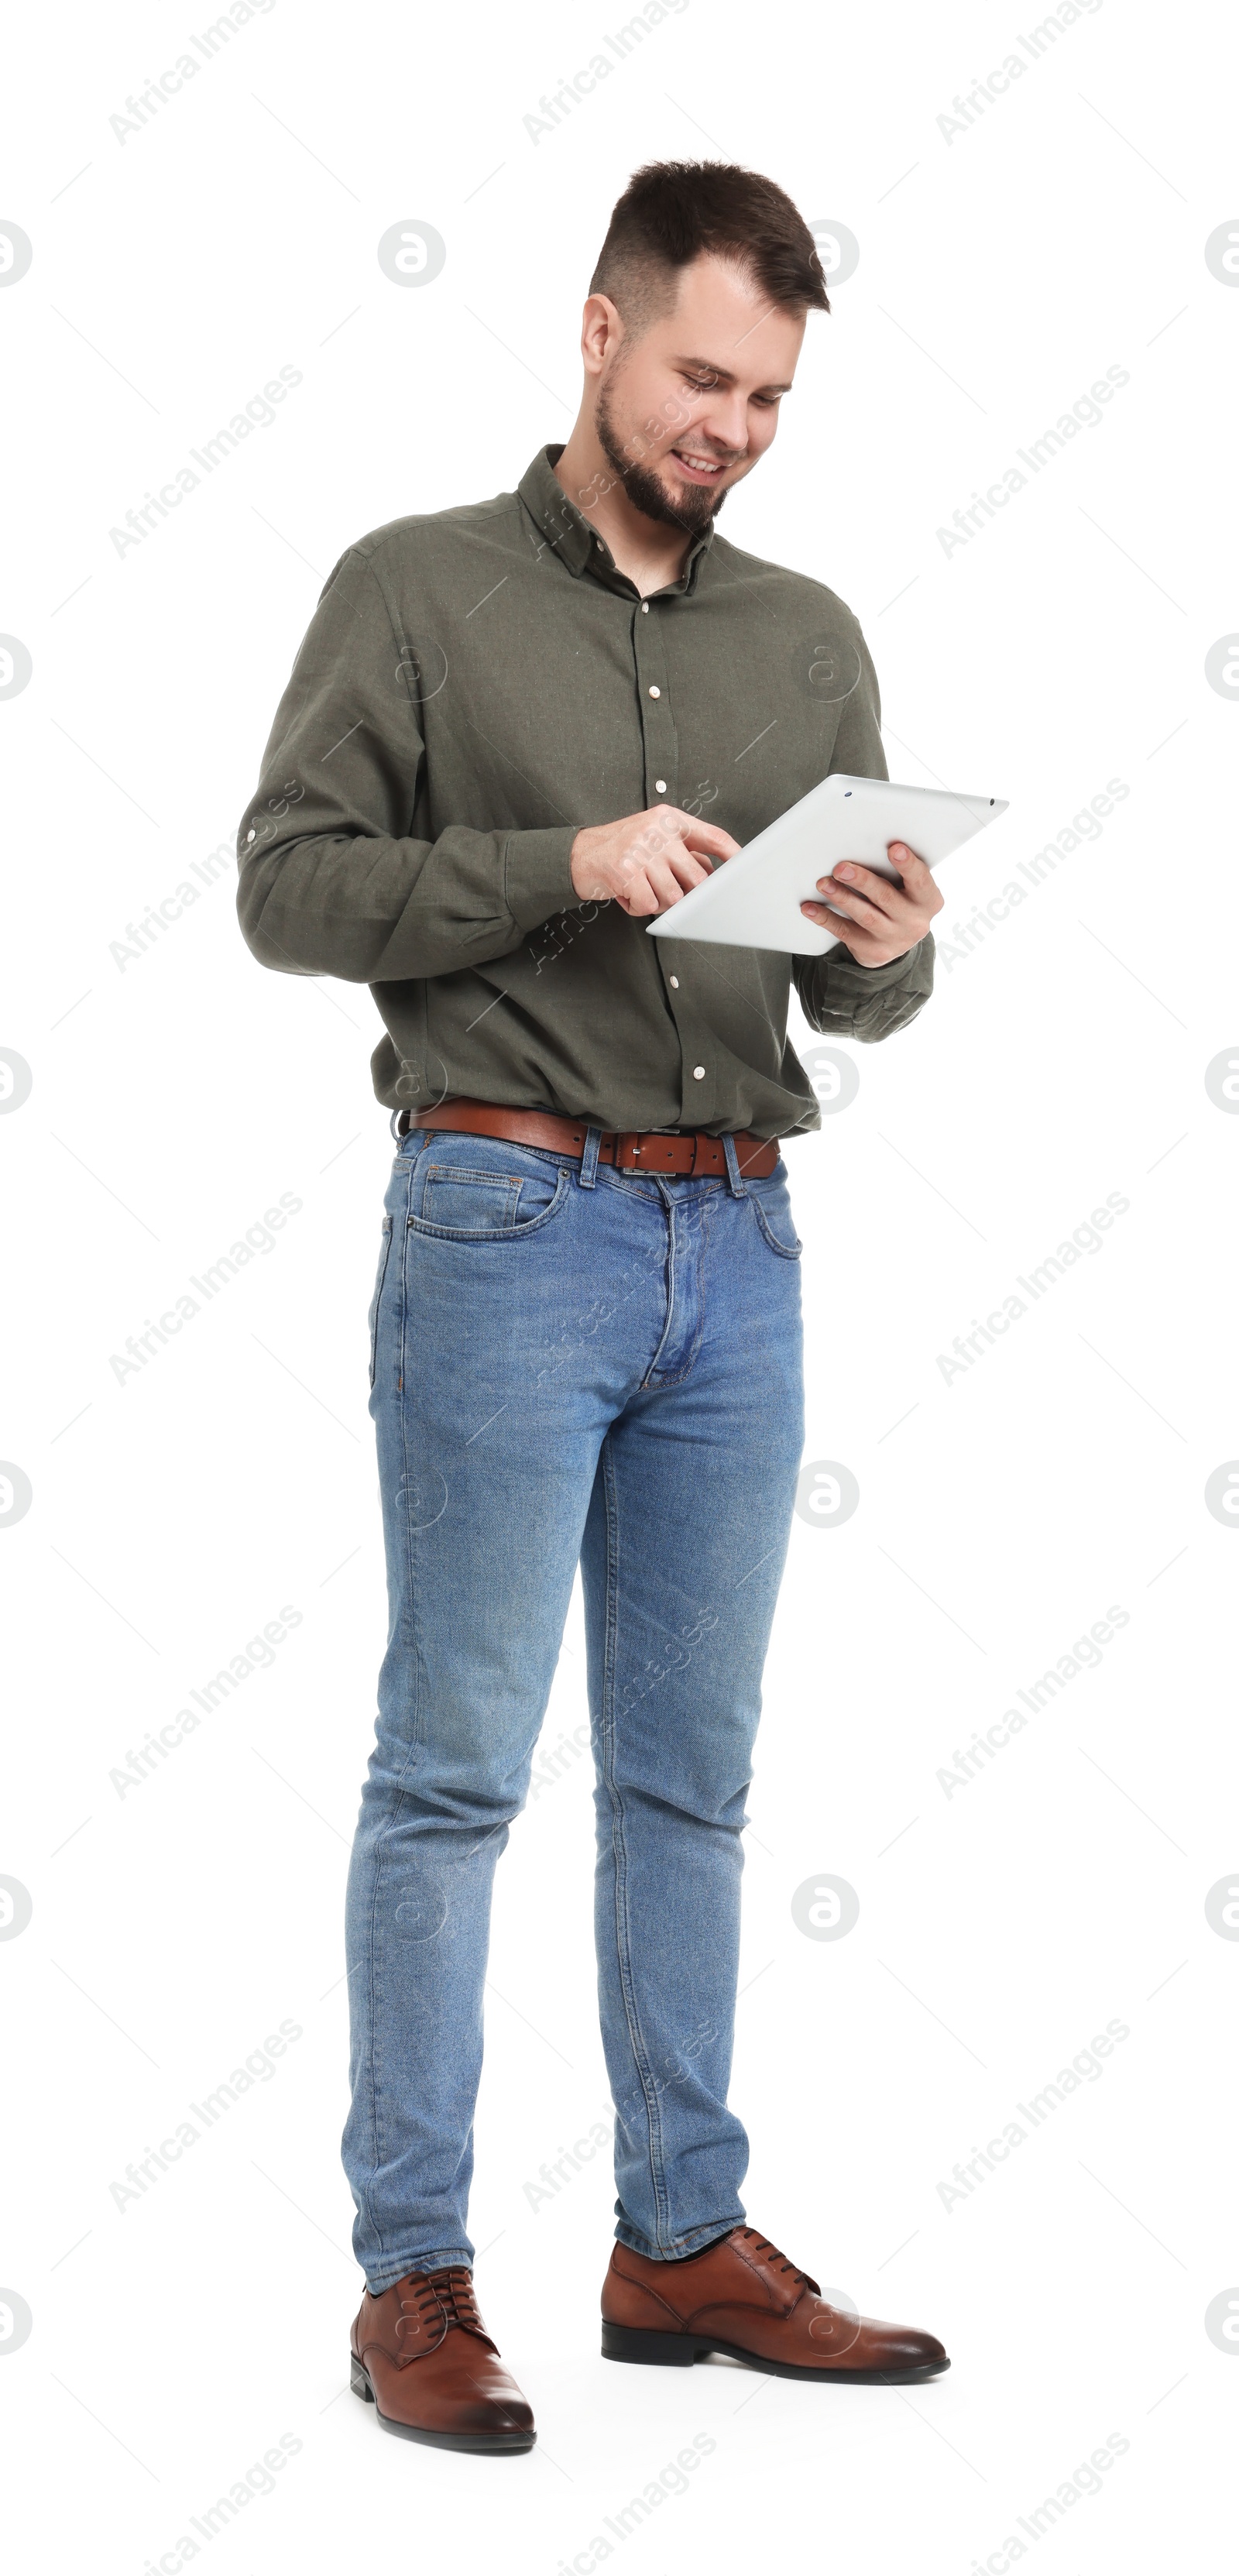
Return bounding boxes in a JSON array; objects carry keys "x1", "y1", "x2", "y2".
[{"x1": 671, "y1": 355, "x2": 795, "y2": 393}]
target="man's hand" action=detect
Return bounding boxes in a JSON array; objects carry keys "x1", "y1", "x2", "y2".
[
  {"x1": 800, "y1": 840, "x2": 944, "y2": 965},
  {"x1": 571, "y1": 804, "x2": 740, "y2": 916}
]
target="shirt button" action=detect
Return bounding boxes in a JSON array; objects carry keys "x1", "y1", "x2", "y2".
[
  {"x1": 246, "y1": 829, "x2": 256, "y2": 843},
  {"x1": 654, "y1": 778, "x2": 667, "y2": 793},
  {"x1": 640, "y1": 602, "x2": 650, "y2": 613},
  {"x1": 669, "y1": 975, "x2": 680, "y2": 988},
  {"x1": 647, "y1": 685, "x2": 661, "y2": 698},
  {"x1": 692, "y1": 1065, "x2": 705, "y2": 1080}
]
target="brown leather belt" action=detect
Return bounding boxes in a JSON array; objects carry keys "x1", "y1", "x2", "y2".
[{"x1": 396, "y1": 1098, "x2": 780, "y2": 1178}]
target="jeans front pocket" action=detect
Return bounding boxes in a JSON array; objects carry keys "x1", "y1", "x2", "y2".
[
  {"x1": 747, "y1": 1167, "x2": 802, "y2": 1259},
  {"x1": 409, "y1": 1145, "x2": 569, "y2": 1242}
]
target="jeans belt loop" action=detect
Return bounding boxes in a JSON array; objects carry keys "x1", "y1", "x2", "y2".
[
  {"x1": 578, "y1": 1125, "x2": 602, "y2": 1189},
  {"x1": 722, "y1": 1132, "x2": 748, "y2": 1197}
]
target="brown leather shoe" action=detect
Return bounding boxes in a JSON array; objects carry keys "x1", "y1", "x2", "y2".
[
  {"x1": 601, "y1": 2226, "x2": 949, "y2": 2383},
  {"x1": 350, "y1": 2268, "x2": 535, "y2": 2452}
]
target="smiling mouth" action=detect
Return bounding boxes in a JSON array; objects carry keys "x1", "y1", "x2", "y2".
[{"x1": 669, "y1": 447, "x2": 730, "y2": 484}]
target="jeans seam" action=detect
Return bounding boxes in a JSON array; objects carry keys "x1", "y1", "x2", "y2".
[
  {"x1": 366, "y1": 1153, "x2": 428, "y2": 2273},
  {"x1": 369, "y1": 1218, "x2": 393, "y2": 1389},
  {"x1": 598, "y1": 1433, "x2": 673, "y2": 2249}
]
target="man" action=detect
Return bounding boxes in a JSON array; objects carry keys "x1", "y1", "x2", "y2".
[{"x1": 239, "y1": 160, "x2": 948, "y2": 2455}]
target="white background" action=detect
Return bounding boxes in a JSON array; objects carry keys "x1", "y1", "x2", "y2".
[{"x1": 2, "y1": 1, "x2": 1237, "y2": 2568}]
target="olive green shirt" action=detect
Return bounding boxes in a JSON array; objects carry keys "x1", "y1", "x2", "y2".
[{"x1": 237, "y1": 445, "x2": 933, "y2": 1135}]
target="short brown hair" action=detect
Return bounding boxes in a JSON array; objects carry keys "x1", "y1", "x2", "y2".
[{"x1": 589, "y1": 160, "x2": 829, "y2": 338}]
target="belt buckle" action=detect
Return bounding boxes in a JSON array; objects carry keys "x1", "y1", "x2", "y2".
[{"x1": 616, "y1": 1131, "x2": 644, "y2": 1170}]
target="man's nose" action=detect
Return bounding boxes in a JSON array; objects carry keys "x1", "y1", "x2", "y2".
[{"x1": 692, "y1": 407, "x2": 748, "y2": 459}]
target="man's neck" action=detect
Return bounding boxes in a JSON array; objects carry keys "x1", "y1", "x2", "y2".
[{"x1": 553, "y1": 423, "x2": 702, "y2": 599}]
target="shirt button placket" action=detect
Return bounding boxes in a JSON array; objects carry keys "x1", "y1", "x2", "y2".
[
  {"x1": 631, "y1": 597, "x2": 705, "y2": 1115},
  {"x1": 633, "y1": 600, "x2": 675, "y2": 809},
  {"x1": 678, "y1": 1028, "x2": 713, "y2": 1125}
]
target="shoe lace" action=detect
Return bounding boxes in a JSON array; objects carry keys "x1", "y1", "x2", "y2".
[
  {"x1": 436, "y1": 2266, "x2": 487, "y2": 2335},
  {"x1": 735, "y1": 2227, "x2": 819, "y2": 2295},
  {"x1": 407, "y1": 2265, "x2": 488, "y2": 2339}
]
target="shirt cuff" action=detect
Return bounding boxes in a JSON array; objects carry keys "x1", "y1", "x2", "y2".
[
  {"x1": 503, "y1": 826, "x2": 581, "y2": 932},
  {"x1": 816, "y1": 936, "x2": 928, "y2": 991}
]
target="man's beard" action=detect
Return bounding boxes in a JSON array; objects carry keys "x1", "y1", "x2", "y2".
[{"x1": 595, "y1": 386, "x2": 733, "y2": 537}]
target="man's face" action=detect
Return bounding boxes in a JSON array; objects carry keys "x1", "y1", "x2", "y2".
[{"x1": 592, "y1": 254, "x2": 807, "y2": 536}]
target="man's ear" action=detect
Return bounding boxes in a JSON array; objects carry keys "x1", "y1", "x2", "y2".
[{"x1": 581, "y1": 292, "x2": 625, "y2": 377}]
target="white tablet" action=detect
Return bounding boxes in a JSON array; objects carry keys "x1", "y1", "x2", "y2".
[{"x1": 647, "y1": 773, "x2": 1008, "y2": 954}]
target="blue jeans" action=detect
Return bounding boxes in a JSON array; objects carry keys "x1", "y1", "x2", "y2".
[{"x1": 342, "y1": 1124, "x2": 805, "y2": 2289}]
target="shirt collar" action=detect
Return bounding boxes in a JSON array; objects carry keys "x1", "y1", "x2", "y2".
[{"x1": 517, "y1": 444, "x2": 716, "y2": 597}]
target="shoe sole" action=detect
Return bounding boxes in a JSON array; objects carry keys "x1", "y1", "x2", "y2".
[
  {"x1": 600, "y1": 2322, "x2": 949, "y2": 2383},
  {"x1": 349, "y1": 2354, "x2": 536, "y2": 2452}
]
